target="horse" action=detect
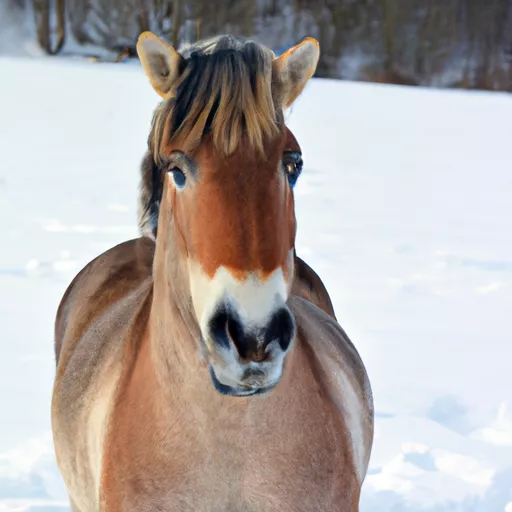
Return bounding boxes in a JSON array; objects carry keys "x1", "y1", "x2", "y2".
[{"x1": 51, "y1": 32, "x2": 374, "y2": 512}]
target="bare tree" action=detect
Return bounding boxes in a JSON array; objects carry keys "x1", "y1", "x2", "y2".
[
  {"x1": 33, "y1": 0, "x2": 65, "y2": 54},
  {"x1": 25, "y1": 0, "x2": 512, "y2": 90},
  {"x1": 171, "y1": 0, "x2": 182, "y2": 47}
]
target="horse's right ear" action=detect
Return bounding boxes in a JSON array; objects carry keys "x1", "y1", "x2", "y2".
[{"x1": 137, "y1": 32, "x2": 184, "y2": 99}]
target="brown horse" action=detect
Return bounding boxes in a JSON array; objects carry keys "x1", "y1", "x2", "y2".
[{"x1": 51, "y1": 32, "x2": 374, "y2": 512}]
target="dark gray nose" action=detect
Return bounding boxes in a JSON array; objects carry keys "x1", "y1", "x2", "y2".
[{"x1": 208, "y1": 305, "x2": 295, "y2": 361}]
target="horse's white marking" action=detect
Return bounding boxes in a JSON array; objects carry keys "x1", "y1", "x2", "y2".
[
  {"x1": 87, "y1": 376, "x2": 116, "y2": 500},
  {"x1": 187, "y1": 250, "x2": 294, "y2": 335},
  {"x1": 187, "y1": 251, "x2": 294, "y2": 390},
  {"x1": 326, "y1": 365, "x2": 369, "y2": 484},
  {"x1": 211, "y1": 346, "x2": 286, "y2": 392}
]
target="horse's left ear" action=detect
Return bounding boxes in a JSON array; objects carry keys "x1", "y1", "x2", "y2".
[
  {"x1": 137, "y1": 31, "x2": 184, "y2": 99},
  {"x1": 273, "y1": 37, "x2": 320, "y2": 108}
]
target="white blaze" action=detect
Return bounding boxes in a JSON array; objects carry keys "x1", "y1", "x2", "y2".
[
  {"x1": 187, "y1": 254, "x2": 293, "y2": 339},
  {"x1": 186, "y1": 250, "x2": 295, "y2": 392}
]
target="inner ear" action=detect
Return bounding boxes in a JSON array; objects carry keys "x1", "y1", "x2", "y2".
[
  {"x1": 137, "y1": 31, "x2": 184, "y2": 99},
  {"x1": 273, "y1": 38, "x2": 320, "y2": 109}
]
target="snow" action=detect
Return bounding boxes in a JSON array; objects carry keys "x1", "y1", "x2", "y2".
[{"x1": 0, "y1": 55, "x2": 511, "y2": 511}]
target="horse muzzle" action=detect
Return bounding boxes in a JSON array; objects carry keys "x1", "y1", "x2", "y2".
[{"x1": 203, "y1": 303, "x2": 296, "y2": 396}]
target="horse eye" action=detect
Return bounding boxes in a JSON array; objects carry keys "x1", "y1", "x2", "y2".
[
  {"x1": 170, "y1": 167, "x2": 186, "y2": 189},
  {"x1": 283, "y1": 153, "x2": 303, "y2": 188}
]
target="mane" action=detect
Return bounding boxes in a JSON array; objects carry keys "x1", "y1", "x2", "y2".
[{"x1": 138, "y1": 35, "x2": 284, "y2": 238}]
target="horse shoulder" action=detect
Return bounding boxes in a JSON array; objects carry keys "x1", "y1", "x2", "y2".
[
  {"x1": 290, "y1": 296, "x2": 374, "y2": 486},
  {"x1": 52, "y1": 237, "x2": 155, "y2": 511},
  {"x1": 54, "y1": 237, "x2": 155, "y2": 362},
  {"x1": 292, "y1": 255, "x2": 337, "y2": 320}
]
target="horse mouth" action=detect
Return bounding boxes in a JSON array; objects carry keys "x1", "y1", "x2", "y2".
[{"x1": 208, "y1": 366, "x2": 276, "y2": 397}]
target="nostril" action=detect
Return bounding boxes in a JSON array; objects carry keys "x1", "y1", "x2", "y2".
[
  {"x1": 226, "y1": 312, "x2": 244, "y2": 352},
  {"x1": 226, "y1": 311, "x2": 256, "y2": 360},
  {"x1": 209, "y1": 305, "x2": 252, "y2": 358},
  {"x1": 209, "y1": 307, "x2": 230, "y2": 350},
  {"x1": 208, "y1": 305, "x2": 295, "y2": 359},
  {"x1": 264, "y1": 307, "x2": 295, "y2": 352}
]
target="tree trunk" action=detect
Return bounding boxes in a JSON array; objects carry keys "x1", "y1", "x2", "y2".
[
  {"x1": 381, "y1": 0, "x2": 397, "y2": 79},
  {"x1": 33, "y1": 0, "x2": 66, "y2": 55},
  {"x1": 34, "y1": 0, "x2": 51, "y2": 53},
  {"x1": 172, "y1": 0, "x2": 182, "y2": 47},
  {"x1": 49, "y1": 0, "x2": 66, "y2": 55}
]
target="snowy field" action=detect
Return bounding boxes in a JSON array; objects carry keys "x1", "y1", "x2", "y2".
[{"x1": 0, "y1": 55, "x2": 511, "y2": 511}]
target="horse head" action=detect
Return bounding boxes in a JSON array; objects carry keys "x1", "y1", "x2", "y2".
[{"x1": 137, "y1": 32, "x2": 319, "y2": 396}]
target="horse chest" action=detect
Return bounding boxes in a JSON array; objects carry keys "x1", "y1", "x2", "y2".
[{"x1": 102, "y1": 391, "x2": 354, "y2": 512}]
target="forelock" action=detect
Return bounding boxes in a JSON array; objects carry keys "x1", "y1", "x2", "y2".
[{"x1": 149, "y1": 35, "x2": 282, "y2": 159}]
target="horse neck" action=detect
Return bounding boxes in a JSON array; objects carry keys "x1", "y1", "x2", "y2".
[{"x1": 148, "y1": 212, "x2": 203, "y2": 391}]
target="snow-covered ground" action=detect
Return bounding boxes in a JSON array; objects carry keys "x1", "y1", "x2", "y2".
[{"x1": 0, "y1": 55, "x2": 511, "y2": 511}]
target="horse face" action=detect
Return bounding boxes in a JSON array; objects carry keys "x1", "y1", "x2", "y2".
[
  {"x1": 137, "y1": 31, "x2": 319, "y2": 395},
  {"x1": 163, "y1": 130, "x2": 303, "y2": 396}
]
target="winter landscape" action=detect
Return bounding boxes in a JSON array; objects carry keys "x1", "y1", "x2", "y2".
[{"x1": 1, "y1": 36, "x2": 511, "y2": 512}]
